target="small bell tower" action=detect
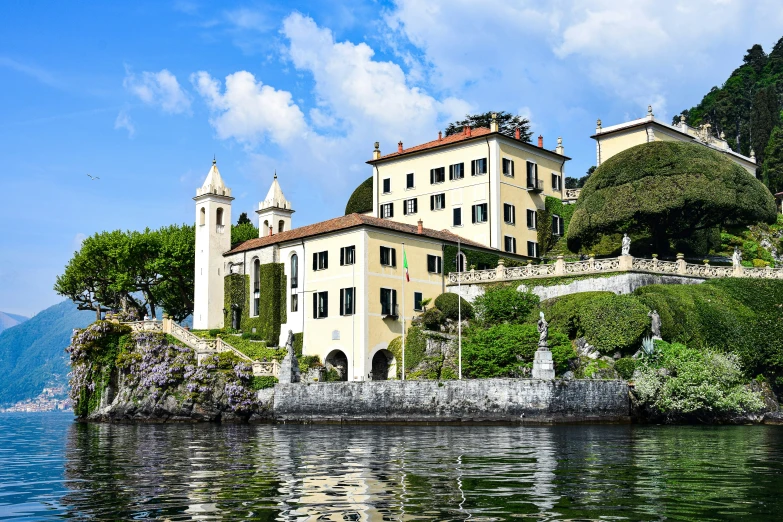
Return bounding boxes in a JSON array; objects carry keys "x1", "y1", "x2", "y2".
[
  {"x1": 256, "y1": 171, "x2": 294, "y2": 236},
  {"x1": 194, "y1": 158, "x2": 233, "y2": 329}
]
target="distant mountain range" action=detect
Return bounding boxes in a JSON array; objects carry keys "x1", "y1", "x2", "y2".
[
  {"x1": 0, "y1": 301, "x2": 93, "y2": 406},
  {"x1": 0, "y1": 311, "x2": 28, "y2": 335}
]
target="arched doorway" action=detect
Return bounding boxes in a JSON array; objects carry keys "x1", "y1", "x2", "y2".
[
  {"x1": 325, "y1": 349, "x2": 349, "y2": 381},
  {"x1": 371, "y1": 349, "x2": 396, "y2": 380}
]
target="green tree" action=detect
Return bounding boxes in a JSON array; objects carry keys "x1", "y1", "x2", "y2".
[
  {"x1": 152, "y1": 224, "x2": 195, "y2": 322},
  {"x1": 445, "y1": 111, "x2": 532, "y2": 141},
  {"x1": 345, "y1": 176, "x2": 373, "y2": 215},
  {"x1": 750, "y1": 86, "x2": 780, "y2": 166},
  {"x1": 473, "y1": 286, "x2": 539, "y2": 325},
  {"x1": 566, "y1": 141, "x2": 777, "y2": 254},
  {"x1": 763, "y1": 126, "x2": 783, "y2": 194},
  {"x1": 231, "y1": 222, "x2": 258, "y2": 245},
  {"x1": 237, "y1": 212, "x2": 252, "y2": 225},
  {"x1": 566, "y1": 165, "x2": 595, "y2": 189}
]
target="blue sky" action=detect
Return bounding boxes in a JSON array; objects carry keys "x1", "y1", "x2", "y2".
[{"x1": 2, "y1": 0, "x2": 782, "y2": 317}]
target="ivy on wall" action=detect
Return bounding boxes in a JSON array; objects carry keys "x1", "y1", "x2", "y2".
[
  {"x1": 224, "y1": 263, "x2": 287, "y2": 345},
  {"x1": 540, "y1": 196, "x2": 577, "y2": 257}
]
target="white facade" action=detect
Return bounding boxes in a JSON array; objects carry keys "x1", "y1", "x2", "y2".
[
  {"x1": 256, "y1": 173, "x2": 294, "y2": 236},
  {"x1": 193, "y1": 160, "x2": 233, "y2": 329}
]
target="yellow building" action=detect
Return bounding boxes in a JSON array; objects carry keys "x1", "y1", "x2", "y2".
[
  {"x1": 368, "y1": 116, "x2": 570, "y2": 258},
  {"x1": 593, "y1": 106, "x2": 758, "y2": 175}
]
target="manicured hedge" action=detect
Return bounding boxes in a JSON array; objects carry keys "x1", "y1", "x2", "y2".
[
  {"x1": 345, "y1": 176, "x2": 373, "y2": 215},
  {"x1": 434, "y1": 293, "x2": 473, "y2": 320},
  {"x1": 224, "y1": 263, "x2": 287, "y2": 345}
]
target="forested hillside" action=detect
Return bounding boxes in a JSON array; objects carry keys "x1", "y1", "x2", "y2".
[
  {"x1": 677, "y1": 37, "x2": 783, "y2": 192},
  {"x1": 0, "y1": 300, "x2": 93, "y2": 406}
]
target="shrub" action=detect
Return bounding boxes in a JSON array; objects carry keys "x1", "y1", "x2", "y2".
[
  {"x1": 298, "y1": 355, "x2": 322, "y2": 374},
  {"x1": 434, "y1": 293, "x2": 473, "y2": 321},
  {"x1": 419, "y1": 308, "x2": 445, "y2": 330},
  {"x1": 213, "y1": 351, "x2": 244, "y2": 370},
  {"x1": 241, "y1": 332, "x2": 265, "y2": 341},
  {"x1": 462, "y1": 324, "x2": 573, "y2": 378},
  {"x1": 614, "y1": 357, "x2": 639, "y2": 380},
  {"x1": 345, "y1": 176, "x2": 373, "y2": 215},
  {"x1": 473, "y1": 285, "x2": 539, "y2": 325},
  {"x1": 251, "y1": 376, "x2": 278, "y2": 390},
  {"x1": 542, "y1": 292, "x2": 649, "y2": 353},
  {"x1": 208, "y1": 329, "x2": 223, "y2": 337},
  {"x1": 387, "y1": 327, "x2": 429, "y2": 379}
]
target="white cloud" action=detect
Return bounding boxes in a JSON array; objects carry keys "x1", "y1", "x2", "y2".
[
  {"x1": 114, "y1": 109, "x2": 135, "y2": 137},
  {"x1": 191, "y1": 70, "x2": 308, "y2": 145},
  {"x1": 123, "y1": 67, "x2": 191, "y2": 114},
  {"x1": 225, "y1": 8, "x2": 270, "y2": 31}
]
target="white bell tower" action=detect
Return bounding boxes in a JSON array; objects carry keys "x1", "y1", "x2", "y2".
[
  {"x1": 255, "y1": 171, "x2": 294, "y2": 237},
  {"x1": 194, "y1": 158, "x2": 233, "y2": 329}
]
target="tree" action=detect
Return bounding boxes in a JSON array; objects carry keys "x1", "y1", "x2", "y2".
[
  {"x1": 231, "y1": 222, "x2": 258, "y2": 245},
  {"x1": 763, "y1": 126, "x2": 783, "y2": 194},
  {"x1": 152, "y1": 225, "x2": 195, "y2": 322},
  {"x1": 566, "y1": 166, "x2": 595, "y2": 189},
  {"x1": 237, "y1": 212, "x2": 252, "y2": 225},
  {"x1": 566, "y1": 141, "x2": 777, "y2": 254},
  {"x1": 445, "y1": 111, "x2": 532, "y2": 141},
  {"x1": 345, "y1": 176, "x2": 373, "y2": 215},
  {"x1": 750, "y1": 86, "x2": 780, "y2": 166}
]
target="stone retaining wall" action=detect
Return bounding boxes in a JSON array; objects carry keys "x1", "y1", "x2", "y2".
[{"x1": 272, "y1": 379, "x2": 630, "y2": 424}]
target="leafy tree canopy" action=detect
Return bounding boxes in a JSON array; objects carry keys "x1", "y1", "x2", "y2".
[
  {"x1": 763, "y1": 126, "x2": 783, "y2": 194},
  {"x1": 445, "y1": 111, "x2": 532, "y2": 142},
  {"x1": 565, "y1": 165, "x2": 595, "y2": 189},
  {"x1": 566, "y1": 141, "x2": 777, "y2": 253},
  {"x1": 345, "y1": 176, "x2": 373, "y2": 215},
  {"x1": 237, "y1": 212, "x2": 252, "y2": 225},
  {"x1": 231, "y1": 221, "x2": 259, "y2": 246}
]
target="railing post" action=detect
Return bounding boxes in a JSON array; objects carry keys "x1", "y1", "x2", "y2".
[
  {"x1": 495, "y1": 258, "x2": 506, "y2": 280},
  {"x1": 652, "y1": 254, "x2": 658, "y2": 270},
  {"x1": 733, "y1": 263, "x2": 744, "y2": 278},
  {"x1": 677, "y1": 253, "x2": 686, "y2": 275},
  {"x1": 162, "y1": 314, "x2": 170, "y2": 334},
  {"x1": 554, "y1": 255, "x2": 565, "y2": 276},
  {"x1": 588, "y1": 254, "x2": 595, "y2": 272},
  {"x1": 618, "y1": 254, "x2": 633, "y2": 272}
]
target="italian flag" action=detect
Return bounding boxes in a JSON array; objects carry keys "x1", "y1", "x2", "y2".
[{"x1": 403, "y1": 247, "x2": 410, "y2": 282}]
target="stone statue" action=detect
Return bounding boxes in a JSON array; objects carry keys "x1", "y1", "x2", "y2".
[
  {"x1": 537, "y1": 311, "x2": 549, "y2": 349},
  {"x1": 648, "y1": 310, "x2": 661, "y2": 339},
  {"x1": 279, "y1": 329, "x2": 300, "y2": 384},
  {"x1": 621, "y1": 233, "x2": 631, "y2": 256},
  {"x1": 231, "y1": 303, "x2": 241, "y2": 330},
  {"x1": 732, "y1": 247, "x2": 742, "y2": 268},
  {"x1": 285, "y1": 330, "x2": 295, "y2": 356}
]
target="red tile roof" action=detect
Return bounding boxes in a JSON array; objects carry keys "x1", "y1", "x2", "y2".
[
  {"x1": 375, "y1": 127, "x2": 494, "y2": 161},
  {"x1": 225, "y1": 213, "x2": 500, "y2": 256}
]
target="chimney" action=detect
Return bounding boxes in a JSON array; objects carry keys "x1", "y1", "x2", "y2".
[
  {"x1": 398, "y1": 141, "x2": 403, "y2": 153},
  {"x1": 438, "y1": 131, "x2": 442, "y2": 141},
  {"x1": 490, "y1": 113, "x2": 499, "y2": 132},
  {"x1": 537, "y1": 135, "x2": 543, "y2": 148},
  {"x1": 268, "y1": 227, "x2": 273, "y2": 237},
  {"x1": 466, "y1": 125, "x2": 472, "y2": 137},
  {"x1": 514, "y1": 127, "x2": 520, "y2": 140},
  {"x1": 372, "y1": 141, "x2": 381, "y2": 160},
  {"x1": 417, "y1": 219, "x2": 423, "y2": 234}
]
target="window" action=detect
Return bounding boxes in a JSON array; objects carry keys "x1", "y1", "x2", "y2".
[
  {"x1": 527, "y1": 209, "x2": 537, "y2": 229},
  {"x1": 199, "y1": 207, "x2": 205, "y2": 226},
  {"x1": 472, "y1": 203, "x2": 488, "y2": 224},
  {"x1": 290, "y1": 254, "x2": 298, "y2": 288},
  {"x1": 453, "y1": 207, "x2": 462, "y2": 227},
  {"x1": 430, "y1": 193, "x2": 445, "y2": 211},
  {"x1": 383, "y1": 178, "x2": 391, "y2": 194},
  {"x1": 527, "y1": 241, "x2": 539, "y2": 258},
  {"x1": 503, "y1": 203, "x2": 516, "y2": 224},
  {"x1": 340, "y1": 246, "x2": 355, "y2": 266},
  {"x1": 291, "y1": 294, "x2": 298, "y2": 312},
  {"x1": 427, "y1": 254, "x2": 442, "y2": 274},
  {"x1": 414, "y1": 291, "x2": 424, "y2": 311},
  {"x1": 504, "y1": 236, "x2": 517, "y2": 253},
  {"x1": 313, "y1": 251, "x2": 328, "y2": 271},
  {"x1": 278, "y1": 220, "x2": 285, "y2": 233},
  {"x1": 552, "y1": 215, "x2": 564, "y2": 236},
  {"x1": 430, "y1": 167, "x2": 445, "y2": 184},
  {"x1": 551, "y1": 173, "x2": 562, "y2": 191},
  {"x1": 312, "y1": 291, "x2": 328, "y2": 319},
  {"x1": 253, "y1": 259, "x2": 261, "y2": 316},
  {"x1": 526, "y1": 161, "x2": 538, "y2": 188},
  {"x1": 455, "y1": 251, "x2": 466, "y2": 272},
  {"x1": 340, "y1": 287, "x2": 355, "y2": 316},
  {"x1": 380, "y1": 246, "x2": 397, "y2": 267},
  {"x1": 449, "y1": 162, "x2": 464, "y2": 180},
  {"x1": 216, "y1": 207, "x2": 224, "y2": 226},
  {"x1": 404, "y1": 198, "x2": 418, "y2": 215},
  {"x1": 471, "y1": 158, "x2": 487, "y2": 176},
  {"x1": 502, "y1": 158, "x2": 514, "y2": 177},
  {"x1": 381, "y1": 202, "x2": 394, "y2": 218},
  {"x1": 406, "y1": 173, "x2": 414, "y2": 189},
  {"x1": 380, "y1": 288, "x2": 398, "y2": 316}
]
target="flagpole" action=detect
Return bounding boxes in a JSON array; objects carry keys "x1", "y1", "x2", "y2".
[
  {"x1": 401, "y1": 242, "x2": 406, "y2": 381},
  {"x1": 458, "y1": 238, "x2": 462, "y2": 380}
]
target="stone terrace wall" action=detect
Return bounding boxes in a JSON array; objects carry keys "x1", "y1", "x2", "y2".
[{"x1": 273, "y1": 379, "x2": 630, "y2": 424}]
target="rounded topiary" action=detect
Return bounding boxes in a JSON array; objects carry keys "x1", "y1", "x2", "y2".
[
  {"x1": 419, "y1": 308, "x2": 445, "y2": 330},
  {"x1": 567, "y1": 141, "x2": 777, "y2": 253},
  {"x1": 434, "y1": 293, "x2": 473, "y2": 320},
  {"x1": 614, "y1": 357, "x2": 639, "y2": 381},
  {"x1": 345, "y1": 176, "x2": 374, "y2": 215}
]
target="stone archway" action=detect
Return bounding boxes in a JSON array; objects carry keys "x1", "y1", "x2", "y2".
[
  {"x1": 325, "y1": 349, "x2": 349, "y2": 381},
  {"x1": 371, "y1": 349, "x2": 396, "y2": 381}
]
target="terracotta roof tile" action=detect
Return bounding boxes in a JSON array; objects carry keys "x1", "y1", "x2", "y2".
[
  {"x1": 225, "y1": 213, "x2": 500, "y2": 256},
  {"x1": 374, "y1": 127, "x2": 493, "y2": 161}
]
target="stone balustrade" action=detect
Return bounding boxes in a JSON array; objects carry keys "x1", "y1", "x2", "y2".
[{"x1": 447, "y1": 254, "x2": 783, "y2": 285}]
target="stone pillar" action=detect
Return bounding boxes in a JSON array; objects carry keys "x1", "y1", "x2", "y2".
[
  {"x1": 278, "y1": 350, "x2": 300, "y2": 384},
  {"x1": 618, "y1": 255, "x2": 633, "y2": 271},
  {"x1": 495, "y1": 258, "x2": 506, "y2": 280},
  {"x1": 733, "y1": 264, "x2": 744, "y2": 277},
  {"x1": 588, "y1": 254, "x2": 595, "y2": 271},
  {"x1": 676, "y1": 253, "x2": 687, "y2": 275},
  {"x1": 554, "y1": 255, "x2": 565, "y2": 276},
  {"x1": 532, "y1": 345, "x2": 555, "y2": 380}
]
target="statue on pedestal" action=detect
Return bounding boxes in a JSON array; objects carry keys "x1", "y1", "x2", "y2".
[
  {"x1": 732, "y1": 247, "x2": 742, "y2": 268},
  {"x1": 648, "y1": 310, "x2": 661, "y2": 340},
  {"x1": 537, "y1": 311, "x2": 549, "y2": 349},
  {"x1": 278, "y1": 329, "x2": 300, "y2": 384},
  {"x1": 621, "y1": 233, "x2": 631, "y2": 256},
  {"x1": 533, "y1": 312, "x2": 555, "y2": 379},
  {"x1": 231, "y1": 303, "x2": 241, "y2": 330}
]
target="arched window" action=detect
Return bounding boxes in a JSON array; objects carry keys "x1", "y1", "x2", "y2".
[
  {"x1": 253, "y1": 259, "x2": 261, "y2": 316},
  {"x1": 263, "y1": 220, "x2": 269, "y2": 235},
  {"x1": 199, "y1": 207, "x2": 206, "y2": 226},
  {"x1": 291, "y1": 254, "x2": 298, "y2": 289},
  {"x1": 278, "y1": 220, "x2": 285, "y2": 233},
  {"x1": 216, "y1": 208, "x2": 224, "y2": 226}
]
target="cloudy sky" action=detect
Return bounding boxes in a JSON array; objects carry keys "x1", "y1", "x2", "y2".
[{"x1": 2, "y1": 0, "x2": 782, "y2": 316}]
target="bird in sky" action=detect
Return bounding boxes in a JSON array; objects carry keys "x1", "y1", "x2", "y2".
[{"x1": 86, "y1": 174, "x2": 100, "y2": 180}]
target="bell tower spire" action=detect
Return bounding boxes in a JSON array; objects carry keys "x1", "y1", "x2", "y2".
[{"x1": 256, "y1": 171, "x2": 294, "y2": 236}]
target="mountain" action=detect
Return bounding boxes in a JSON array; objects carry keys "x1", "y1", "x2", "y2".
[
  {"x1": 0, "y1": 311, "x2": 28, "y2": 334},
  {"x1": 0, "y1": 300, "x2": 93, "y2": 406},
  {"x1": 677, "y1": 37, "x2": 783, "y2": 192}
]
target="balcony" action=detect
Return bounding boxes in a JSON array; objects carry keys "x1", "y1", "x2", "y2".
[
  {"x1": 527, "y1": 179, "x2": 544, "y2": 193},
  {"x1": 216, "y1": 224, "x2": 225, "y2": 234}
]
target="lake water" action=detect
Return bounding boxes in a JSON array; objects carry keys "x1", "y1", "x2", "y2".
[{"x1": 1, "y1": 413, "x2": 782, "y2": 521}]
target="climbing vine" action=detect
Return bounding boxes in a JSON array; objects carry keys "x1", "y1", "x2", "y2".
[{"x1": 223, "y1": 263, "x2": 287, "y2": 345}]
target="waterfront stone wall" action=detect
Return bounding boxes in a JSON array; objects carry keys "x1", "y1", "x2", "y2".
[{"x1": 272, "y1": 379, "x2": 630, "y2": 424}]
